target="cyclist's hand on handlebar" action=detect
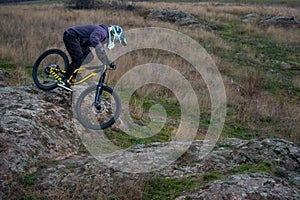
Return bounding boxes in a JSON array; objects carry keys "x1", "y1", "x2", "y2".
[{"x1": 109, "y1": 62, "x2": 116, "y2": 70}]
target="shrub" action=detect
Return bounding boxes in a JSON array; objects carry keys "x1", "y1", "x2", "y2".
[{"x1": 66, "y1": 0, "x2": 102, "y2": 9}]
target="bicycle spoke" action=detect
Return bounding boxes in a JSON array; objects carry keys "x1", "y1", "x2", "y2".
[
  {"x1": 32, "y1": 49, "x2": 68, "y2": 91},
  {"x1": 77, "y1": 86, "x2": 119, "y2": 129}
]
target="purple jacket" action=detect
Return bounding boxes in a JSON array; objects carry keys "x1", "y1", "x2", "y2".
[{"x1": 66, "y1": 24, "x2": 109, "y2": 48}]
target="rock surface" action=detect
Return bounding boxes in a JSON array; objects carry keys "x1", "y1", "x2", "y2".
[
  {"x1": 176, "y1": 172, "x2": 299, "y2": 200},
  {"x1": 173, "y1": 138, "x2": 300, "y2": 200},
  {"x1": 0, "y1": 86, "x2": 81, "y2": 196},
  {"x1": 259, "y1": 16, "x2": 300, "y2": 28},
  {"x1": 147, "y1": 8, "x2": 220, "y2": 30},
  {"x1": 0, "y1": 86, "x2": 299, "y2": 199},
  {"x1": 242, "y1": 13, "x2": 260, "y2": 23}
]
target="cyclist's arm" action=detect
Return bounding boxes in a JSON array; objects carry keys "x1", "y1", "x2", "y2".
[
  {"x1": 95, "y1": 44, "x2": 111, "y2": 66},
  {"x1": 90, "y1": 31, "x2": 111, "y2": 66}
]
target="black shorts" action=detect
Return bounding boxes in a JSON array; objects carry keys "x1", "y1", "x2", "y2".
[{"x1": 63, "y1": 30, "x2": 91, "y2": 69}]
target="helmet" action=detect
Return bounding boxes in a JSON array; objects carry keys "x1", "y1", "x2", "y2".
[{"x1": 108, "y1": 25, "x2": 127, "y2": 50}]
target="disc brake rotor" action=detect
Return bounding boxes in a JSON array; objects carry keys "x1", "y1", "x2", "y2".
[{"x1": 92, "y1": 102, "x2": 107, "y2": 115}]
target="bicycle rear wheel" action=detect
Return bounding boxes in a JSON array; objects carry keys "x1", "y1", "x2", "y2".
[
  {"x1": 76, "y1": 85, "x2": 121, "y2": 130},
  {"x1": 32, "y1": 49, "x2": 69, "y2": 91}
]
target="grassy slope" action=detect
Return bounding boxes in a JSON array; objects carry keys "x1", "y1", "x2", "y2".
[
  {"x1": 0, "y1": 2, "x2": 299, "y2": 198},
  {"x1": 0, "y1": 1, "x2": 299, "y2": 143}
]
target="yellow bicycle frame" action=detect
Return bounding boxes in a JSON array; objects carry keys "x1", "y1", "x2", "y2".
[{"x1": 69, "y1": 65, "x2": 107, "y2": 85}]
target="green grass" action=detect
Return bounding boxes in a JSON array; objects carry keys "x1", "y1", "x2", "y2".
[
  {"x1": 19, "y1": 173, "x2": 37, "y2": 186},
  {"x1": 216, "y1": 21, "x2": 300, "y2": 72},
  {"x1": 217, "y1": 142, "x2": 234, "y2": 148},
  {"x1": 0, "y1": 58, "x2": 33, "y2": 85},
  {"x1": 144, "y1": 161, "x2": 288, "y2": 199},
  {"x1": 21, "y1": 195, "x2": 40, "y2": 200},
  {"x1": 143, "y1": 172, "x2": 224, "y2": 199},
  {"x1": 202, "y1": 172, "x2": 223, "y2": 181},
  {"x1": 201, "y1": 10, "x2": 300, "y2": 142},
  {"x1": 223, "y1": 123, "x2": 255, "y2": 140},
  {"x1": 101, "y1": 92, "x2": 182, "y2": 148},
  {"x1": 144, "y1": 177, "x2": 196, "y2": 199},
  {"x1": 0, "y1": 59, "x2": 15, "y2": 71},
  {"x1": 237, "y1": 161, "x2": 280, "y2": 174},
  {"x1": 236, "y1": 161, "x2": 293, "y2": 179},
  {"x1": 144, "y1": 176, "x2": 201, "y2": 200}
]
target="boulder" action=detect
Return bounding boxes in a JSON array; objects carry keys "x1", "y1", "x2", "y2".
[
  {"x1": 242, "y1": 13, "x2": 260, "y2": 23},
  {"x1": 259, "y1": 16, "x2": 300, "y2": 28},
  {"x1": 0, "y1": 86, "x2": 81, "y2": 197},
  {"x1": 176, "y1": 172, "x2": 300, "y2": 200},
  {"x1": 147, "y1": 8, "x2": 220, "y2": 30}
]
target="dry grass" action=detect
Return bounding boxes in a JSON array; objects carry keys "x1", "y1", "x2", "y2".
[
  {"x1": 266, "y1": 26, "x2": 300, "y2": 44},
  {"x1": 241, "y1": 23, "x2": 300, "y2": 44},
  {"x1": 0, "y1": 4, "x2": 143, "y2": 65},
  {"x1": 136, "y1": 1, "x2": 300, "y2": 19},
  {"x1": 1, "y1": 2, "x2": 298, "y2": 64},
  {"x1": 226, "y1": 66, "x2": 300, "y2": 142},
  {"x1": 137, "y1": 1, "x2": 300, "y2": 45}
]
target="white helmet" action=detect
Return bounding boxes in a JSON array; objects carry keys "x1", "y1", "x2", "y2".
[{"x1": 108, "y1": 25, "x2": 127, "y2": 50}]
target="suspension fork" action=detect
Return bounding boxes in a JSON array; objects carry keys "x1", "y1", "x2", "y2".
[{"x1": 94, "y1": 69, "x2": 107, "y2": 110}]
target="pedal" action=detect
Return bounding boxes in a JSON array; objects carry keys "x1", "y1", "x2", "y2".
[{"x1": 69, "y1": 76, "x2": 77, "y2": 84}]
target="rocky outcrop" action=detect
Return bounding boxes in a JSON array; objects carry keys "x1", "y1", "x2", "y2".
[
  {"x1": 259, "y1": 16, "x2": 300, "y2": 28},
  {"x1": 0, "y1": 86, "x2": 82, "y2": 198},
  {"x1": 172, "y1": 138, "x2": 300, "y2": 199},
  {"x1": 0, "y1": 86, "x2": 299, "y2": 199},
  {"x1": 242, "y1": 13, "x2": 260, "y2": 23},
  {"x1": 147, "y1": 8, "x2": 220, "y2": 30},
  {"x1": 176, "y1": 172, "x2": 299, "y2": 200}
]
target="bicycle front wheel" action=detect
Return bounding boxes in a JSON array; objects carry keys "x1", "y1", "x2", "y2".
[
  {"x1": 76, "y1": 85, "x2": 121, "y2": 130},
  {"x1": 32, "y1": 49, "x2": 69, "y2": 91}
]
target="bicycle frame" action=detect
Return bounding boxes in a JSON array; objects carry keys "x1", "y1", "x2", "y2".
[
  {"x1": 69, "y1": 65, "x2": 105, "y2": 85},
  {"x1": 94, "y1": 65, "x2": 108, "y2": 110}
]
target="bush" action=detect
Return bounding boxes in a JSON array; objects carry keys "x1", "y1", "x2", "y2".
[
  {"x1": 66, "y1": 0, "x2": 102, "y2": 9},
  {"x1": 66, "y1": 0, "x2": 132, "y2": 10}
]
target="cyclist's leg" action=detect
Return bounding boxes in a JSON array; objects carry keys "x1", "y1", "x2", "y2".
[
  {"x1": 58, "y1": 31, "x2": 84, "y2": 91},
  {"x1": 63, "y1": 31, "x2": 84, "y2": 79}
]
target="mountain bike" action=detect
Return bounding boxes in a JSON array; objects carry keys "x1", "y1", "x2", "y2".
[{"x1": 32, "y1": 48, "x2": 121, "y2": 130}]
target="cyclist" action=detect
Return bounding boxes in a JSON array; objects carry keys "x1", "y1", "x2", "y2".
[{"x1": 58, "y1": 24, "x2": 127, "y2": 91}]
